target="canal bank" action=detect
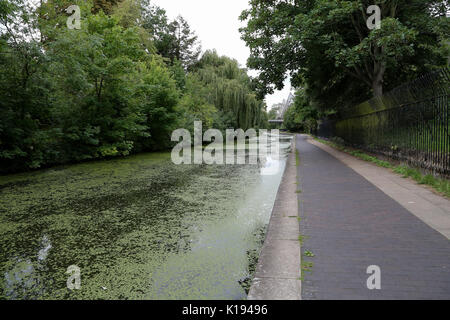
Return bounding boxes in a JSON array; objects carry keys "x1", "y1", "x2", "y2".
[{"x1": 248, "y1": 138, "x2": 302, "y2": 300}]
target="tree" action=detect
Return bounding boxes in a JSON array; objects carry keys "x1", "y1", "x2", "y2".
[
  {"x1": 283, "y1": 89, "x2": 318, "y2": 133},
  {"x1": 0, "y1": 0, "x2": 13, "y2": 17},
  {"x1": 0, "y1": 2, "x2": 180, "y2": 172},
  {"x1": 140, "y1": 2, "x2": 201, "y2": 70},
  {"x1": 140, "y1": 0, "x2": 173, "y2": 55},
  {"x1": 47, "y1": 12, "x2": 179, "y2": 156},
  {"x1": 38, "y1": 0, "x2": 95, "y2": 43},
  {"x1": 240, "y1": 0, "x2": 449, "y2": 110},
  {"x1": 92, "y1": 0, "x2": 124, "y2": 14},
  {"x1": 0, "y1": 0, "x2": 267, "y2": 174},
  {"x1": 176, "y1": 78, "x2": 218, "y2": 131},
  {"x1": 168, "y1": 15, "x2": 201, "y2": 70},
  {"x1": 0, "y1": 0, "x2": 56, "y2": 170},
  {"x1": 189, "y1": 50, "x2": 267, "y2": 130}
]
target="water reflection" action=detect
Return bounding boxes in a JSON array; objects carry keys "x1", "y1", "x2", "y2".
[{"x1": 4, "y1": 235, "x2": 52, "y2": 299}]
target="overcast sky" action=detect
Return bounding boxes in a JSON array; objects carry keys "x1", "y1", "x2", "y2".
[{"x1": 151, "y1": 0, "x2": 292, "y2": 109}]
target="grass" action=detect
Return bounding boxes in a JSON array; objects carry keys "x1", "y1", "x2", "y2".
[
  {"x1": 300, "y1": 262, "x2": 314, "y2": 281},
  {"x1": 301, "y1": 261, "x2": 314, "y2": 272},
  {"x1": 296, "y1": 189, "x2": 302, "y2": 193},
  {"x1": 393, "y1": 166, "x2": 450, "y2": 196},
  {"x1": 298, "y1": 234, "x2": 308, "y2": 246},
  {"x1": 304, "y1": 250, "x2": 315, "y2": 257},
  {"x1": 300, "y1": 255, "x2": 314, "y2": 281},
  {"x1": 295, "y1": 149, "x2": 300, "y2": 167},
  {"x1": 314, "y1": 137, "x2": 450, "y2": 198}
]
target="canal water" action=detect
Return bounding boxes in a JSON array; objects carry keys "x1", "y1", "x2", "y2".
[{"x1": 0, "y1": 134, "x2": 292, "y2": 299}]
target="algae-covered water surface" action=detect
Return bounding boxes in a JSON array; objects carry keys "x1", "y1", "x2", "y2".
[{"x1": 0, "y1": 136, "x2": 291, "y2": 299}]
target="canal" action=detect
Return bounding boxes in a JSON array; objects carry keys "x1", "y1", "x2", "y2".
[{"x1": 0, "y1": 134, "x2": 292, "y2": 299}]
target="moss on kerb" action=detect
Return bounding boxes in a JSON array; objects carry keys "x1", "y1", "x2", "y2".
[
  {"x1": 295, "y1": 149, "x2": 300, "y2": 167},
  {"x1": 0, "y1": 150, "x2": 288, "y2": 299}
]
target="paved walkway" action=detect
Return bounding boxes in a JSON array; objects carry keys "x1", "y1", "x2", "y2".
[{"x1": 296, "y1": 134, "x2": 450, "y2": 300}]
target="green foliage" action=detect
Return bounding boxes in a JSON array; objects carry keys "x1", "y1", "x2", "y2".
[
  {"x1": 348, "y1": 151, "x2": 392, "y2": 168},
  {"x1": 175, "y1": 74, "x2": 218, "y2": 131},
  {"x1": 298, "y1": 234, "x2": 308, "y2": 246},
  {"x1": 140, "y1": 1, "x2": 201, "y2": 70},
  {"x1": 170, "y1": 58, "x2": 187, "y2": 91},
  {"x1": 0, "y1": 1, "x2": 265, "y2": 173},
  {"x1": 240, "y1": 0, "x2": 449, "y2": 113},
  {"x1": 38, "y1": 0, "x2": 95, "y2": 42},
  {"x1": 92, "y1": 0, "x2": 124, "y2": 14},
  {"x1": 0, "y1": 0, "x2": 56, "y2": 170},
  {"x1": 393, "y1": 166, "x2": 450, "y2": 198},
  {"x1": 0, "y1": 2, "x2": 179, "y2": 172},
  {"x1": 188, "y1": 50, "x2": 268, "y2": 130},
  {"x1": 47, "y1": 12, "x2": 179, "y2": 158},
  {"x1": 283, "y1": 89, "x2": 319, "y2": 133},
  {"x1": 304, "y1": 250, "x2": 315, "y2": 257}
]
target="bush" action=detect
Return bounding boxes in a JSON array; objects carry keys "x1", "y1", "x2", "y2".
[{"x1": 330, "y1": 136, "x2": 345, "y2": 146}]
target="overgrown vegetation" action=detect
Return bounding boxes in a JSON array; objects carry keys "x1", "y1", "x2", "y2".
[
  {"x1": 300, "y1": 261, "x2": 313, "y2": 281},
  {"x1": 298, "y1": 234, "x2": 308, "y2": 246},
  {"x1": 283, "y1": 89, "x2": 321, "y2": 133},
  {"x1": 304, "y1": 250, "x2": 315, "y2": 257}
]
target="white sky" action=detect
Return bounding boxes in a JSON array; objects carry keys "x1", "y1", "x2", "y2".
[{"x1": 151, "y1": 0, "x2": 292, "y2": 109}]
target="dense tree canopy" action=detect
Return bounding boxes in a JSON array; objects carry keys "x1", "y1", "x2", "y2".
[
  {"x1": 140, "y1": 1, "x2": 201, "y2": 70},
  {"x1": 283, "y1": 89, "x2": 319, "y2": 133},
  {"x1": 240, "y1": 0, "x2": 449, "y2": 113},
  {"x1": 0, "y1": 0, "x2": 267, "y2": 173},
  {"x1": 92, "y1": 0, "x2": 124, "y2": 14},
  {"x1": 177, "y1": 50, "x2": 268, "y2": 131}
]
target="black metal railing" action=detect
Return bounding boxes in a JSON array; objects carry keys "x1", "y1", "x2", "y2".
[{"x1": 317, "y1": 67, "x2": 450, "y2": 176}]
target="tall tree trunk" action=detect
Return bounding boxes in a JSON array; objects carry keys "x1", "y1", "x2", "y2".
[
  {"x1": 372, "y1": 69, "x2": 384, "y2": 97},
  {"x1": 372, "y1": 47, "x2": 386, "y2": 97}
]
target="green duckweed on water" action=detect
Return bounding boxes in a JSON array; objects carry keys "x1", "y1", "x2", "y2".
[{"x1": 0, "y1": 137, "x2": 291, "y2": 300}]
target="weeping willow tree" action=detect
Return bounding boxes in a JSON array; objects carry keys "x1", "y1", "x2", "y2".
[{"x1": 191, "y1": 50, "x2": 267, "y2": 130}]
